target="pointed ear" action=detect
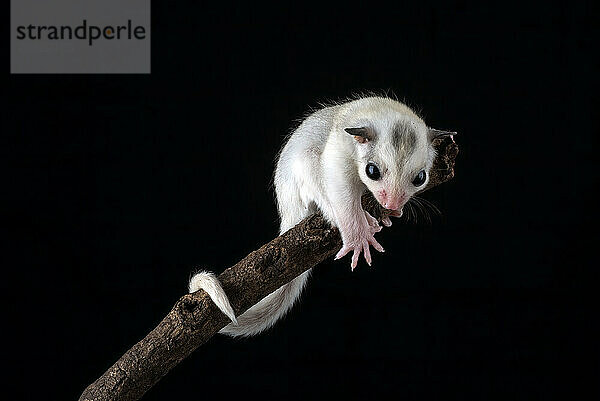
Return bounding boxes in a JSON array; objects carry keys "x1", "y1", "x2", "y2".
[
  {"x1": 428, "y1": 128, "x2": 457, "y2": 141},
  {"x1": 344, "y1": 127, "x2": 372, "y2": 144}
]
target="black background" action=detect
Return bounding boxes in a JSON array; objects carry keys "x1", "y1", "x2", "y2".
[{"x1": 4, "y1": 2, "x2": 598, "y2": 400}]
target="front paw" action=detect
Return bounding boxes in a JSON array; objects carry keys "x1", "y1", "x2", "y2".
[{"x1": 334, "y1": 231, "x2": 385, "y2": 270}]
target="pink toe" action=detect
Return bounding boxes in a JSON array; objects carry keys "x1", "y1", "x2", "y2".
[
  {"x1": 335, "y1": 246, "x2": 350, "y2": 260},
  {"x1": 351, "y1": 250, "x2": 360, "y2": 269},
  {"x1": 370, "y1": 238, "x2": 385, "y2": 253},
  {"x1": 363, "y1": 243, "x2": 372, "y2": 265}
]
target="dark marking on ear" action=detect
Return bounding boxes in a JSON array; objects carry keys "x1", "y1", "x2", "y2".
[
  {"x1": 391, "y1": 122, "x2": 417, "y2": 153},
  {"x1": 428, "y1": 128, "x2": 457, "y2": 141},
  {"x1": 345, "y1": 127, "x2": 373, "y2": 144}
]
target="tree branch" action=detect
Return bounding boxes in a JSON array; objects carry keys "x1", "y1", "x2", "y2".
[{"x1": 79, "y1": 137, "x2": 459, "y2": 401}]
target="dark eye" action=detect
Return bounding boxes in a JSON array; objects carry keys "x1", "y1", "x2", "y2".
[
  {"x1": 365, "y1": 163, "x2": 381, "y2": 180},
  {"x1": 412, "y1": 170, "x2": 427, "y2": 187}
]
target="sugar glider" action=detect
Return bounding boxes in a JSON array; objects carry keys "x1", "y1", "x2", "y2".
[{"x1": 189, "y1": 96, "x2": 454, "y2": 337}]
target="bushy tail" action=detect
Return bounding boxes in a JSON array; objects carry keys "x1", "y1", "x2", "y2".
[
  {"x1": 191, "y1": 158, "x2": 312, "y2": 337},
  {"x1": 188, "y1": 271, "x2": 237, "y2": 325},
  {"x1": 188, "y1": 270, "x2": 311, "y2": 337}
]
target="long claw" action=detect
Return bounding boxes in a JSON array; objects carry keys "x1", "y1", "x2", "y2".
[{"x1": 382, "y1": 217, "x2": 392, "y2": 227}]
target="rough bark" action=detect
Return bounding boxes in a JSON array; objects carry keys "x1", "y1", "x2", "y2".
[{"x1": 80, "y1": 136, "x2": 458, "y2": 401}]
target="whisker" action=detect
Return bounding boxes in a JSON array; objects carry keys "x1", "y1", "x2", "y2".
[
  {"x1": 403, "y1": 196, "x2": 442, "y2": 225},
  {"x1": 412, "y1": 197, "x2": 430, "y2": 224},
  {"x1": 407, "y1": 199, "x2": 418, "y2": 224},
  {"x1": 409, "y1": 201, "x2": 417, "y2": 224},
  {"x1": 413, "y1": 196, "x2": 442, "y2": 217},
  {"x1": 402, "y1": 201, "x2": 413, "y2": 223}
]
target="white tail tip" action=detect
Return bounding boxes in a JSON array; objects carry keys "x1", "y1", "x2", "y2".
[{"x1": 189, "y1": 271, "x2": 238, "y2": 325}]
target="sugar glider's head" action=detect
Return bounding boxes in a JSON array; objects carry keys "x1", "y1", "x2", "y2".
[{"x1": 343, "y1": 97, "x2": 454, "y2": 211}]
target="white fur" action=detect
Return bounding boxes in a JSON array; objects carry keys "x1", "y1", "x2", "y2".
[
  {"x1": 189, "y1": 96, "x2": 437, "y2": 337},
  {"x1": 189, "y1": 271, "x2": 237, "y2": 325}
]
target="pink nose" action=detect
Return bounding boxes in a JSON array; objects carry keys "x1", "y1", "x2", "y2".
[
  {"x1": 378, "y1": 190, "x2": 406, "y2": 210},
  {"x1": 383, "y1": 199, "x2": 402, "y2": 210}
]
